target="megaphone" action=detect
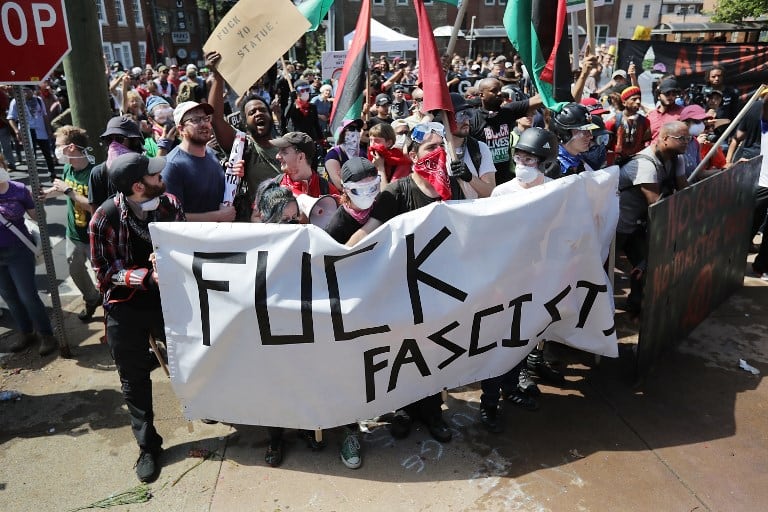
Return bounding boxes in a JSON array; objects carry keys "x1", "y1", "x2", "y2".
[{"x1": 296, "y1": 194, "x2": 339, "y2": 230}]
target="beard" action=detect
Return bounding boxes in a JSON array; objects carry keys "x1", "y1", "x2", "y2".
[{"x1": 143, "y1": 180, "x2": 166, "y2": 199}]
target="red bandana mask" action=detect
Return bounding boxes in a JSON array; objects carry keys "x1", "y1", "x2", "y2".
[
  {"x1": 412, "y1": 146, "x2": 450, "y2": 201},
  {"x1": 368, "y1": 143, "x2": 412, "y2": 168}
]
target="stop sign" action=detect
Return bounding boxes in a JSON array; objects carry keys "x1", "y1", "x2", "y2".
[{"x1": 0, "y1": 0, "x2": 71, "y2": 84}]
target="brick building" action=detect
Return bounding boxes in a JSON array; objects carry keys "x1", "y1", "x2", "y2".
[{"x1": 97, "y1": 0, "x2": 208, "y2": 69}]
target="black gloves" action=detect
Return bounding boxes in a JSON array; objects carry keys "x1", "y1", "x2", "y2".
[{"x1": 449, "y1": 160, "x2": 472, "y2": 182}]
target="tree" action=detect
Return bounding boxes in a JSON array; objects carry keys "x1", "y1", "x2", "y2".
[{"x1": 712, "y1": 0, "x2": 768, "y2": 23}]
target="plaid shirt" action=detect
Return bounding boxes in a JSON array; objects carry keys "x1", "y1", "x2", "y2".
[{"x1": 89, "y1": 192, "x2": 185, "y2": 305}]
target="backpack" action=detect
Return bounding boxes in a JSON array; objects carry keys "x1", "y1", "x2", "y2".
[
  {"x1": 618, "y1": 153, "x2": 675, "y2": 198},
  {"x1": 176, "y1": 80, "x2": 199, "y2": 103}
]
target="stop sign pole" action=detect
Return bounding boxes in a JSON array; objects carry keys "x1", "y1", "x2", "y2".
[{"x1": 3, "y1": 0, "x2": 73, "y2": 357}]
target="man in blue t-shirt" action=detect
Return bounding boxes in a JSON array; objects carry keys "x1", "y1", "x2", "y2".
[{"x1": 162, "y1": 101, "x2": 234, "y2": 221}]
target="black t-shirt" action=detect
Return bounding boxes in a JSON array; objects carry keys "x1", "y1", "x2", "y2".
[
  {"x1": 469, "y1": 100, "x2": 530, "y2": 184},
  {"x1": 88, "y1": 162, "x2": 116, "y2": 209},
  {"x1": 371, "y1": 175, "x2": 438, "y2": 222},
  {"x1": 717, "y1": 86, "x2": 741, "y2": 121},
  {"x1": 325, "y1": 206, "x2": 364, "y2": 244}
]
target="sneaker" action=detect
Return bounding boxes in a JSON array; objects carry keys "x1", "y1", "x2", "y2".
[
  {"x1": 761, "y1": 273, "x2": 768, "y2": 282},
  {"x1": 8, "y1": 332, "x2": 35, "y2": 352},
  {"x1": 264, "y1": 441, "x2": 284, "y2": 467},
  {"x1": 479, "y1": 405, "x2": 503, "y2": 433},
  {"x1": 504, "y1": 389, "x2": 539, "y2": 411},
  {"x1": 78, "y1": 297, "x2": 101, "y2": 322},
  {"x1": 135, "y1": 449, "x2": 160, "y2": 482},
  {"x1": 38, "y1": 334, "x2": 58, "y2": 356},
  {"x1": 299, "y1": 430, "x2": 326, "y2": 451},
  {"x1": 531, "y1": 360, "x2": 566, "y2": 385},
  {"x1": 517, "y1": 367, "x2": 541, "y2": 396},
  {"x1": 424, "y1": 415, "x2": 452, "y2": 443},
  {"x1": 340, "y1": 431, "x2": 362, "y2": 469},
  {"x1": 388, "y1": 411, "x2": 412, "y2": 439}
]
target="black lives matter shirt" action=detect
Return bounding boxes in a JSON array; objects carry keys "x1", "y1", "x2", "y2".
[{"x1": 470, "y1": 100, "x2": 530, "y2": 184}]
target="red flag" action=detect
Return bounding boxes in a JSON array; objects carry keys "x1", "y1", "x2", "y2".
[
  {"x1": 145, "y1": 27, "x2": 154, "y2": 66},
  {"x1": 329, "y1": 0, "x2": 370, "y2": 136},
  {"x1": 413, "y1": 0, "x2": 454, "y2": 129}
]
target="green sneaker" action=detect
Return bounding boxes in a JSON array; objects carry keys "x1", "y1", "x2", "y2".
[{"x1": 340, "y1": 431, "x2": 361, "y2": 469}]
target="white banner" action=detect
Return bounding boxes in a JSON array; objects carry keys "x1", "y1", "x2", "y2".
[{"x1": 150, "y1": 168, "x2": 620, "y2": 429}]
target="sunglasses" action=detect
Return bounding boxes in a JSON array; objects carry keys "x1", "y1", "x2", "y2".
[
  {"x1": 411, "y1": 122, "x2": 445, "y2": 144},
  {"x1": 455, "y1": 110, "x2": 473, "y2": 122}
]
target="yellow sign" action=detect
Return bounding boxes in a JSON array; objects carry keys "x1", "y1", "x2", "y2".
[
  {"x1": 202, "y1": 0, "x2": 310, "y2": 95},
  {"x1": 632, "y1": 25, "x2": 651, "y2": 41}
]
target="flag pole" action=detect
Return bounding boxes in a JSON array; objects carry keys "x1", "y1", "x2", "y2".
[
  {"x1": 585, "y1": 0, "x2": 596, "y2": 55},
  {"x1": 446, "y1": 0, "x2": 469, "y2": 58},
  {"x1": 364, "y1": 5, "x2": 371, "y2": 123}
]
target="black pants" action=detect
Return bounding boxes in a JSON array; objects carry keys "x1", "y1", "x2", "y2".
[
  {"x1": 616, "y1": 228, "x2": 648, "y2": 308},
  {"x1": 29, "y1": 129, "x2": 56, "y2": 177},
  {"x1": 752, "y1": 186, "x2": 768, "y2": 272},
  {"x1": 106, "y1": 301, "x2": 165, "y2": 452},
  {"x1": 480, "y1": 362, "x2": 523, "y2": 408}
]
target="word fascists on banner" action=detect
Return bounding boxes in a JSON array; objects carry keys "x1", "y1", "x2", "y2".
[{"x1": 190, "y1": 226, "x2": 614, "y2": 403}]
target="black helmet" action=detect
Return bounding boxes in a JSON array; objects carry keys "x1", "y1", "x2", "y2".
[
  {"x1": 501, "y1": 84, "x2": 528, "y2": 102},
  {"x1": 551, "y1": 103, "x2": 598, "y2": 143},
  {"x1": 513, "y1": 127, "x2": 559, "y2": 176}
]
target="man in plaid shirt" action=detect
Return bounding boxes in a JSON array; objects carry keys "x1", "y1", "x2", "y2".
[{"x1": 89, "y1": 153, "x2": 185, "y2": 483}]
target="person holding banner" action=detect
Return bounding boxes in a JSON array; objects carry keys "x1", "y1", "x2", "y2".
[
  {"x1": 616, "y1": 121, "x2": 690, "y2": 313},
  {"x1": 89, "y1": 153, "x2": 185, "y2": 482},
  {"x1": 346, "y1": 123, "x2": 454, "y2": 443}
]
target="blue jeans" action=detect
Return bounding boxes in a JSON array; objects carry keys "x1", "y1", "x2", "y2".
[{"x1": 0, "y1": 244, "x2": 53, "y2": 335}]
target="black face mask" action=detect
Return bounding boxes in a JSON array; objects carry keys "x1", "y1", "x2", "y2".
[{"x1": 581, "y1": 143, "x2": 607, "y2": 170}]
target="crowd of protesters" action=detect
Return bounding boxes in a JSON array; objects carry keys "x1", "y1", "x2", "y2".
[{"x1": 0, "y1": 44, "x2": 766, "y2": 484}]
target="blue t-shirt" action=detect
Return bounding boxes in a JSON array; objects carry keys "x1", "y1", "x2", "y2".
[
  {"x1": 0, "y1": 181, "x2": 34, "y2": 248},
  {"x1": 162, "y1": 146, "x2": 225, "y2": 214}
]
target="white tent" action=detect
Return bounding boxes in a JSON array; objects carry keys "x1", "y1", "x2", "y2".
[{"x1": 344, "y1": 18, "x2": 418, "y2": 53}]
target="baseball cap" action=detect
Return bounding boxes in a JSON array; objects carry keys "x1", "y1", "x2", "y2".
[
  {"x1": 393, "y1": 84, "x2": 406, "y2": 92},
  {"x1": 270, "y1": 131, "x2": 316, "y2": 160},
  {"x1": 493, "y1": 55, "x2": 507, "y2": 64},
  {"x1": 679, "y1": 104, "x2": 708, "y2": 121},
  {"x1": 450, "y1": 92, "x2": 471, "y2": 113},
  {"x1": 173, "y1": 101, "x2": 214, "y2": 127},
  {"x1": 612, "y1": 69, "x2": 627, "y2": 79},
  {"x1": 186, "y1": 64, "x2": 197, "y2": 73},
  {"x1": 101, "y1": 115, "x2": 142, "y2": 139},
  {"x1": 157, "y1": 65, "x2": 169, "y2": 73},
  {"x1": 170, "y1": 64, "x2": 179, "y2": 69},
  {"x1": 108, "y1": 153, "x2": 165, "y2": 195},
  {"x1": 580, "y1": 97, "x2": 609, "y2": 116},
  {"x1": 658, "y1": 78, "x2": 681, "y2": 94},
  {"x1": 341, "y1": 157, "x2": 377, "y2": 183},
  {"x1": 471, "y1": 63, "x2": 481, "y2": 71},
  {"x1": 146, "y1": 96, "x2": 171, "y2": 115},
  {"x1": 130, "y1": 66, "x2": 143, "y2": 78},
  {"x1": 375, "y1": 93, "x2": 391, "y2": 106}
]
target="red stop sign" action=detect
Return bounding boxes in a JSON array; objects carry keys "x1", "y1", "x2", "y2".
[{"x1": 0, "y1": 0, "x2": 71, "y2": 84}]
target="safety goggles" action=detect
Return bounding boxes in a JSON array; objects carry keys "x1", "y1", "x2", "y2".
[
  {"x1": 296, "y1": 86, "x2": 311, "y2": 93},
  {"x1": 513, "y1": 154, "x2": 540, "y2": 167},
  {"x1": 344, "y1": 176, "x2": 381, "y2": 196},
  {"x1": 411, "y1": 122, "x2": 445, "y2": 144}
]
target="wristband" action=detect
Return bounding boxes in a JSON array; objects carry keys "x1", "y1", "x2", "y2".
[{"x1": 64, "y1": 187, "x2": 73, "y2": 196}]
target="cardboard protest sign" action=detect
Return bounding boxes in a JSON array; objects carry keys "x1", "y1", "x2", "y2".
[
  {"x1": 202, "y1": 0, "x2": 310, "y2": 95},
  {"x1": 151, "y1": 169, "x2": 620, "y2": 429}
]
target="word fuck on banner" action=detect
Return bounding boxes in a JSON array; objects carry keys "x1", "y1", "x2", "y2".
[
  {"x1": 202, "y1": 0, "x2": 310, "y2": 95},
  {"x1": 150, "y1": 168, "x2": 620, "y2": 430}
]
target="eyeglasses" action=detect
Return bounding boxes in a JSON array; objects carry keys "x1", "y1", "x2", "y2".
[
  {"x1": 344, "y1": 176, "x2": 381, "y2": 196},
  {"x1": 183, "y1": 114, "x2": 212, "y2": 125},
  {"x1": 455, "y1": 109, "x2": 473, "y2": 122},
  {"x1": 667, "y1": 134, "x2": 692, "y2": 143},
  {"x1": 513, "y1": 154, "x2": 540, "y2": 167},
  {"x1": 411, "y1": 122, "x2": 445, "y2": 143},
  {"x1": 296, "y1": 86, "x2": 311, "y2": 93},
  {"x1": 412, "y1": 97, "x2": 423, "y2": 102},
  {"x1": 661, "y1": 90, "x2": 681, "y2": 96}
]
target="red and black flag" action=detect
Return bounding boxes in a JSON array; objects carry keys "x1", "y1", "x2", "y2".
[
  {"x1": 329, "y1": 0, "x2": 370, "y2": 137},
  {"x1": 503, "y1": 0, "x2": 573, "y2": 110},
  {"x1": 414, "y1": 0, "x2": 454, "y2": 129}
]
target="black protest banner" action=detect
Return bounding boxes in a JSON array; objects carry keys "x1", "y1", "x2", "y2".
[
  {"x1": 637, "y1": 158, "x2": 761, "y2": 378},
  {"x1": 618, "y1": 39, "x2": 768, "y2": 99}
]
